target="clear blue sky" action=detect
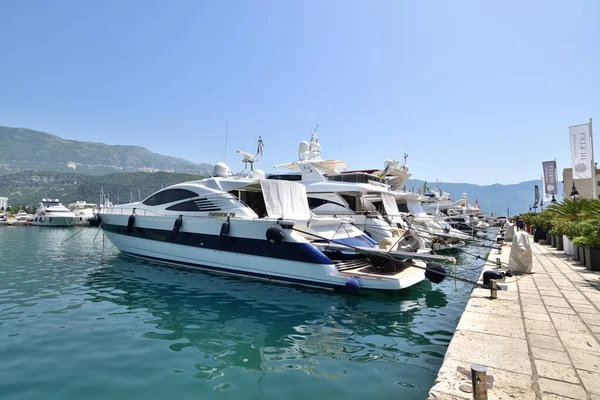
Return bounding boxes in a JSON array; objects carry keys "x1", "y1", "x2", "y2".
[{"x1": 1, "y1": 0, "x2": 599, "y2": 185}]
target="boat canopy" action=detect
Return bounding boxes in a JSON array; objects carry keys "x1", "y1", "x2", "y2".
[
  {"x1": 259, "y1": 179, "x2": 311, "y2": 220},
  {"x1": 406, "y1": 200, "x2": 427, "y2": 217},
  {"x1": 277, "y1": 159, "x2": 348, "y2": 176},
  {"x1": 381, "y1": 193, "x2": 401, "y2": 215}
]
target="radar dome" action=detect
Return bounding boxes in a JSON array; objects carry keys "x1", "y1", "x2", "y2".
[
  {"x1": 252, "y1": 169, "x2": 266, "y2": 179},
  {"x1": 213, "y1": 162, "x2": 231, "y2": 178},
  {"x1": 299, "y1": 141, "x2": 309, "y2": 153}
]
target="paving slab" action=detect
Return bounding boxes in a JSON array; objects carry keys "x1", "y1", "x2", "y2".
[
  {"x1": 546, "y1": 306, "x2": 577, "y2": 315},
  {"x1": 538, "y1": 377, "x2": 587, "y2": 399},
  {"x1": 557, "y1": 330, "x2": 600, "y2": 352},
  {"x1": 534, "y1": 359, "x2": 579, "y2": 383},
  {"x1": 566, "y1": 348, "x2": 600, "y2": 372},
  {"x1": 578, "y1": 369, "x2": 600, "y2": 395},
  {"x1": 457, "y1": 311, "x2": 526, "y2": 339},
  {"x1": 531, "y1": 346, "x2": 571, "y2": 365},
  {"x1": 549, "y1": 313, "x2": 590, "y2": 334}
]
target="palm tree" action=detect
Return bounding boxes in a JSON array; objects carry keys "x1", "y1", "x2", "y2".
[{"x1": 546, "y1": 197, "x2": 594, "y2": 221}]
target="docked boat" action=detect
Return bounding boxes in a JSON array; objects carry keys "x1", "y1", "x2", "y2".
[
  {"x1": 274, "y1": 131, "x2": 427, "y2": 253},
  {"x1": 30, "y1": 199, "x2": 77, "y2": 227},
  {"x1": 69, "y1": 201, "x2": 100, "y2": 226},
  {"x1": 99, "y1": 164, "x2": 452, "y2": 292},
  {"x1": 15, "y1": 210, "x2": 31, "y2": 221}
]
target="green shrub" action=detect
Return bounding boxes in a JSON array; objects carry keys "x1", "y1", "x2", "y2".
[
  {"x1": 565, "y1": 221, "x2": 582, "y2": 240},
  {"x1": 549, "y1": 219, "x2": 568, "y2": 236},
  {"x1": 571, "y1": 220, "x2": 600, "y2": 248}
]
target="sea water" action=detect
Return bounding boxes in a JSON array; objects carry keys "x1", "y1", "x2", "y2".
[{"x1": 0, "y1": 227, "x2": 495, "y2": 399}]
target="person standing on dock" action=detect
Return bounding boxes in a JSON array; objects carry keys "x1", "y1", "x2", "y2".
[{"x1": 516, "y1": 216, "x2": 525, "y2": 231}]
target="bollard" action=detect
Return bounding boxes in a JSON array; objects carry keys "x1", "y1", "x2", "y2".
[
  {"x1": 490, "y1": 280, "x2": 497, "y2": 299},
  {"x1": 495, "y1": 257, "x2": 501, "y2": 267},
  {"x1": 471, "y1": 364, "x2": 488, "y2": 400}
]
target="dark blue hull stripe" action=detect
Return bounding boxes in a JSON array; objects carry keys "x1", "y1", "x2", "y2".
[
  {"x1": 101, "y1": 223, "x2": 333, "y2": 265},
  {"x1": 120, "y1": 251, "x2": 340, "y2": 290},
  {"x1": 314, "y1": 235, "x2": 377, "y2": 248}
]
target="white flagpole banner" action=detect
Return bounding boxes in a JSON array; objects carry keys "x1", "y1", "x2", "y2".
[
  {"x1": 570, "y1": 123, "x2": 592, "y2": 179},
  {"x1": 542, "y1": 160, "x2": 558, "y2": 194},
  {"x1": 542, "y1": 175, "x2": 552, "y2": 201}
]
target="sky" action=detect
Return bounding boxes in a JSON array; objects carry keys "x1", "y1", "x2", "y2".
[{"x1": 1, "y1": 0, "x2": 599, "y2": 185}]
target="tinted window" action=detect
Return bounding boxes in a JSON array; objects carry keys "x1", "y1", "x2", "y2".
[
  {"x1": 397, "y1": 203, "x2": 409, "y2": 213},
  {"x1": 143, "y1": 189, "x2": 198, "y2": 206},
  {"x1": 267, "y1": 174, "x2": 302, "y2": 181},
  {"x1": 166, "y1": 199, "x2": 221, "y2": 212},
  {"x1": 307, "y1": 198, "x2": 344, "y2": 209}
]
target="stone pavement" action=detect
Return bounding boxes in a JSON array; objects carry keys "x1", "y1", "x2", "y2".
[{"x1": 429, "y1": 238, "x2": 600, "y2": 400}]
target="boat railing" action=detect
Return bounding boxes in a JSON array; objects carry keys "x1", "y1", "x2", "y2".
[{"x1": 101, "y1": 207, "x2": 161, "y2": 216}]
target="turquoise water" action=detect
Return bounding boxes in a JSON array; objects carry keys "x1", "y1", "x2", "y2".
[{"x1": 0, "y1": 227, "x2": 494, "y2": 399}]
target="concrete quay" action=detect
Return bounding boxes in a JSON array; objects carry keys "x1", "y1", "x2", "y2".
[
  {"x1": 0, "y1": 219, "x2": 28, "y2": 226},
  {"x1": 429, "y1": 239, "x2": 600, "y2": 399}
]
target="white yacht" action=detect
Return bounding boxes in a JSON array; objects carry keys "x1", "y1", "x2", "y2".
[
  {"x1": 15, "y1": 210, "x2": 31, "y2": 221},
  {"x1": 274, "y1": 132, "x2": 427, "y2": 253},
  {"x1": 69, "y1": 201, "x2": 100, "y2": 226},
  {"x1": 392, "y1": 192, "x2": 470, "y2": 251},
  {"x1": 30, "y1": 199, "x2": 77, "y2": 227},
  {"x1": 99, "y1": 163, "x2": 452, "y2": 293}
]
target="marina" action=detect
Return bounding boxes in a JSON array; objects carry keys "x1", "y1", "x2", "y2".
[
  {"x1": 0, "y1": 226, "x2": 494, "y2": 400},
  {"x1": 1, "y1": 3, "x2": 599, "y2": 398}
]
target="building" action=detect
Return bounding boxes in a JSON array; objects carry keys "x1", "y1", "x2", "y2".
[
  {"x1": 562, "y1": 168, "x2": 600, "y2": 199},
  {"x1": 0, "y1": 197, "x2": 8, "y2": 210}
]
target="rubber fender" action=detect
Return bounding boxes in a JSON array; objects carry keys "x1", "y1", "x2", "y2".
[
  {"x1": 171, "y1": 215, "x2": 183, "y2": 241},
  {"x1": 220, "y1": 216, "x2": 230, "y2": 236},
  {"x1": 425, "y1": 262, "x2": 446, "y2": 284},
  {"x1": 126, "y1": 214, "x2": 135, "y2": 235},
  {"x1": 266, "y1": 225, "x2": 285, "y2": 244},
  {"x1": 344, "y1": 277, "x2": 360, "y2": 294}
]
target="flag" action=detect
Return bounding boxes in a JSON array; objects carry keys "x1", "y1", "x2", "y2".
[
  {"x1": 378, "y1": 162, "x2": 391, "y2": 179},
  {"x1": 423, "y1": 181, "x2": 427, "y2": 194},
  {"x1": 534, "y1": 185, "x2": 540, "y2": 205},
  {"x1": 542, "y1": 160, "x2": 557, "y2": 195},
  {"x1": 569, "y1": 123, "x2": 592, "y2": 179},
  {"x1": 475, "y1": 199, "x2": 480, "y2": 210},
  {"x1": 541, "y1": 175, "x2": 552, "y2": 202}
]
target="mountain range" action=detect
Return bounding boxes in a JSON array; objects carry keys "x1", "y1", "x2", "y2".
[
  {"x1": 0, "y1": 126, "x2": 212, "y2": 176},
  {"x1": 0, "y1": 170, "x2": 205, "y2": 207},
  {"x1": 0, "y1": 125, "x2": 553, "y2": 214},
  {"x1": 405, "y1": 179, "x2": 562, "y2": 216}
]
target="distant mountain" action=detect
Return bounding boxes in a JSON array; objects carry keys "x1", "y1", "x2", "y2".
[
  {"x1": 406, "y1": 179, "x2": 564, "y2": 216},
  {"x1": 0, "y1": 126, "x2": 213, "y2": 176},
  {"x1": 0, "y1": 170, "x2": 206, "y2": 207}
]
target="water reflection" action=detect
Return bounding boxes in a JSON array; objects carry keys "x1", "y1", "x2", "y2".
[{"x1": 85, "y1": 255, "x2": 449, "y2": 380}]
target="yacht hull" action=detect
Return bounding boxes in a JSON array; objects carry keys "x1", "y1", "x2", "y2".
[{"x1": 29, "y1": 216, "x2": 76, "y2": 227}]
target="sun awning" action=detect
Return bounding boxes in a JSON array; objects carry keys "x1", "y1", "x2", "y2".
[
  {"x1": 260, "y1": 179, "x2": 311, "y2": 220},
  {"x1": 381, "y1": 193, "x2": 401, "y2": 215}
]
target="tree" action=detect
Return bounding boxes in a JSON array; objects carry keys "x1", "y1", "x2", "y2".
[{"x1": 546, "y1": 198, "x2": 594, "y2": 222}]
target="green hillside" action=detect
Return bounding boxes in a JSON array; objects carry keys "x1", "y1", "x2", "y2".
[
  {"x1": 0, "y1": 170, "x2": 205, "y2": 207},
  {"x1": 0, "y1": 126, "x2": 212, "y2": 176}
]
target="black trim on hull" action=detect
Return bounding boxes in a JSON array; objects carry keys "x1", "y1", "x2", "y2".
[
  {"x1": 101, "y1": 222, "x2": 333, "y2": 265},
  {"x1": 120, "y1": 251, "x2": 340, "y2": 290}
]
